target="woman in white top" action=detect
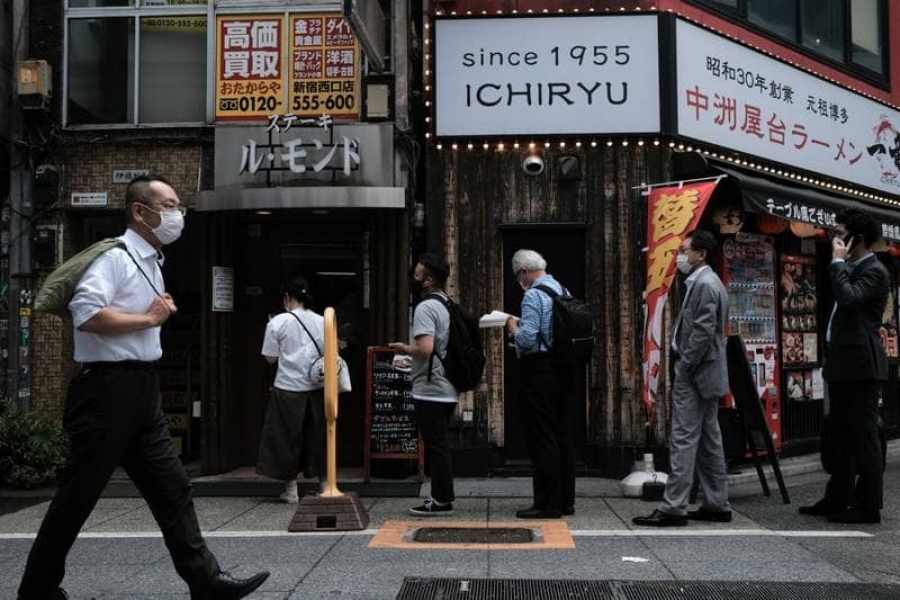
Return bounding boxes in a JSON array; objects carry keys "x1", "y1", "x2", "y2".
[{"x1": 256, "y1": 276, "x2": 326, "y2": 503}]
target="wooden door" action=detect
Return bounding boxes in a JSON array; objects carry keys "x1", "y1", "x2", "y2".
[{"x1": 501, "y1": 227, "x2": 588, "y2": 467}]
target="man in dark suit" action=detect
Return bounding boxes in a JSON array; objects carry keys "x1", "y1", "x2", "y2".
[
  {"x1": 800, "y1": 208, "x2": 888, "y2": 524},
  {"x1": 633, "y1": 230, "x2": 732, "y2": 527}
]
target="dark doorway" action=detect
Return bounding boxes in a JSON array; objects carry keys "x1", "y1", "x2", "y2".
[
  {"x1": 501, "y1": 227, "x2": 588, "y2": 469},
  {"x1": 231, "y1": 212, "x2": 369, "y2": 469}
]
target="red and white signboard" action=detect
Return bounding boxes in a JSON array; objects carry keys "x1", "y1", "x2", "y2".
[{"x1": 676, "y1": 19, "x2": 900, "y2": 197}]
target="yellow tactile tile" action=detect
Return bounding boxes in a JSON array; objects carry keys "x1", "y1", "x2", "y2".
[{"x1": 368, "y1": 520, "x2": 575, "y2": 550}]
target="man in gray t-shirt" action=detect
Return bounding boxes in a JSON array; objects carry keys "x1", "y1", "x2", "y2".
[{"x1": 389, "y1": 253, "x2": 459, "y2": 516}]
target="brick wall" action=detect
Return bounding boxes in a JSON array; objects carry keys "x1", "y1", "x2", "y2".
[{"x1": 30, "y1": 141, "x2": 206, "y2": 417}]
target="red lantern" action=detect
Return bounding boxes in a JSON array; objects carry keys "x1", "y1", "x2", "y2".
[
  {"x1": 755, "y1": 213, "x2": 788, "y2": 235},
  {"x1": 814, "y1": 227, "x2": 830, "y2": 241}
]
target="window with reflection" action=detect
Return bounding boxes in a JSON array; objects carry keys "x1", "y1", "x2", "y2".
[
  {"x1": 747, "y1": 0, "x2": 797, "y2": 41},
  {"x1": 800, "y1": 0, "x2": 843, "y2": 61},
  {"x1": 688, "y1": 0, "x2": 887, "y2": 82},
  {"x1": 65, "y1": 3, "x2": 207, "y2": 126},
  {"x1": 850, "y1": 0, "x2": 884, "y2": 73}
]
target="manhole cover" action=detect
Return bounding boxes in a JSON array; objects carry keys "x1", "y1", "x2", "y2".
[{"x1": 412, "y1": 527, "x2": 534, "y2": 544}]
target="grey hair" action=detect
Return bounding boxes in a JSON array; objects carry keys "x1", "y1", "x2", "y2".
[{"x1": 511, "y1": 249, "x2": 547, "y2": 273}]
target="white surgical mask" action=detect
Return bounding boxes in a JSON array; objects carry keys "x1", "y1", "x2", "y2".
[
  {"x1": 141, "y1": 204, "x2": 185, "y2": 245},
  {"x1": 676, "y1": 253, "x2": 692, "y2": 275}
]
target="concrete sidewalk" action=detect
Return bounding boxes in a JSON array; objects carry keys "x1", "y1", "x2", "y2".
[{"x1": 1, "y1": 443, "x2": 897, "y2": 599}]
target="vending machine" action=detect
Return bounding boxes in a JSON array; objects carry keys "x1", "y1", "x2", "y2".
[{"x1": 722, "y1": 232, "x2": 782, "y2": 451}]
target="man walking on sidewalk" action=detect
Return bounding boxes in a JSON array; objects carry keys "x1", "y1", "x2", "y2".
[{"x1": 18, "y1": 176, "x2": 269, "y2": 599}]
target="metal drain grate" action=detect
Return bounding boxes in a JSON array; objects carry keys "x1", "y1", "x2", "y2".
[
  {"x1": 396, "y1": 579, "x2": 900, "y2": 600},
  {"x1": 412, "y1": 527, "x2": 534, "y2": 544}
]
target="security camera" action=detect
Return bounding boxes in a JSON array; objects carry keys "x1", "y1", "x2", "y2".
[{"x1": 522, "y1": 155, "x2": 544, "y2": 176}]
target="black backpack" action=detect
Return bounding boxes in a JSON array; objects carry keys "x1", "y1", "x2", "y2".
[
  {"x1": 534, "y1": 284, "x2": 594, "y2": 367},
  {"x1": 426, "y1": 294, "x2": 486, "y2": 393}
]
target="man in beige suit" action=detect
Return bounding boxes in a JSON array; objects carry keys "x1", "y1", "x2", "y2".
[{"x1": 634, "y1": 230, "x2": 731, "y2": 526}]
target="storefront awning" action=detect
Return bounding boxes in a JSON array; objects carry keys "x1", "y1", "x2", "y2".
[
  {"x1": 196, "y1": 186, "x2": 406, "y2": 212},
  {"x1": 713, "y1": 165, "x2": 900, "y2": 242}
]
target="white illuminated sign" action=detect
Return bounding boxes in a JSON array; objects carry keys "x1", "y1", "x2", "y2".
[{"x1": 434, "y1": 15, "x2": 660, "y2": 137}]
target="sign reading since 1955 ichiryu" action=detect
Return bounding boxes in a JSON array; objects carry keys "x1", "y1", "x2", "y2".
[{"x1": 434, "y1": 15, "x2": 660, "y2": 137}]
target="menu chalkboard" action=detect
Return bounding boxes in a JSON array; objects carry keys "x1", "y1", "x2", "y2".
[{"x1": 363, "y1": 346, "x2": 424, "y2": 482}]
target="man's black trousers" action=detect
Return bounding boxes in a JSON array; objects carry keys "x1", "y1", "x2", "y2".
[
  {"x1": 824, "y1": 380, "x2": 884, "y2": 512},
  {"x1": 520, "y1": 354, "x2": 576, "y2": 512},
  {"x1": 18, "y1": 363, "x2": 218, "y2": 598}
]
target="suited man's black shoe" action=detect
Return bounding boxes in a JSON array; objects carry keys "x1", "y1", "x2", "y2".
[
  {"x1": 827, "y1": 508, "x2": 880, "y2": 524},
  {"x1": 191, "y1": 570, "x2": 270, "y2": 600},
  {"x1": 798, "y1": 500, "x2": 842, "y2": 517},
  {"x1": 562, "y1": 505, "x2": 575, "y2": 516},
  {"x1": 632, "y1": 509, "x2": 688, "y2": 527},
  {"x1": 687, "y1": 507, "x2": 733, "y2": 523},
  {"x1": 516, "y1": 507, "x2": 561, "y2": 519}
]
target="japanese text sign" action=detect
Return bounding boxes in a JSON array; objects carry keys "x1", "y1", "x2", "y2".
[
  {"x1": 289, "y1": 15, "x2": 358, "y2": 120},
  {"x1": 434, "y1": 15, "x2": 660, "y2": 137},
  {"x1": 676, "y1": 19, "x2": 900, "y2": 196},
  {"x1": 641, "y1": 181, "x2": 719, "y2": 417},
  {"x1": 216, "y1": 13, "x2": 359, "y2": 122},
  {"x1": 216, "y1": 15, "x2": 285, "y2": 120}
]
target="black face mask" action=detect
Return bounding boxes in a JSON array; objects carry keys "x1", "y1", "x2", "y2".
[{"x1": 411, "y1": 277, "x2": 425, "y2": 295}]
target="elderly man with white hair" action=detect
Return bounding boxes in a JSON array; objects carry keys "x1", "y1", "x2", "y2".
[{"x1": 505, "y1": 249, "x2": 576, "y2": 519}]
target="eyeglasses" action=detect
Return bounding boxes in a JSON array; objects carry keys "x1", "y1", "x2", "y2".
[{"x1": 141, "y1": 202, "x2": 187, "y2": 217}]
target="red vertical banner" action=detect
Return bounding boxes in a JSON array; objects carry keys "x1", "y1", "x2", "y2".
[{"x1": 641, "y1": 181, "x2": 720, "y2": 419}]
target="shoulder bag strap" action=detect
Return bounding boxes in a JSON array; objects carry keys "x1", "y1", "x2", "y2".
[
  {"x1": 532, "y1": 284, "x2": 556, "y2": 350},
  {"x1": 122, "y1": 247, "x2": 162, "y2": 297},
  {"x1": 424, "y1": 293, "x2": 449, "y2": 382},
  {"x1": 289, "y1": 311, "x2": 322, "y2": 357}
]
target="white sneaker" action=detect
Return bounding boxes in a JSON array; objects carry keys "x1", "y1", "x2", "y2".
[{"x1": 280, "y1": 490, "x2": 299, "y2": 504}]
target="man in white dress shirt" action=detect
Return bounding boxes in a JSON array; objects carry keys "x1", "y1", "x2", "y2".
[{"x1": 18, "y1": 176, "x2": 269, "y2": 600}]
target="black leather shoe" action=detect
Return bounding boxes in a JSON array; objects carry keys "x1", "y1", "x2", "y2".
[
  {"x1": 191, "y1": 570, "x2": 270, "y2": 600},
  {"x1": 827, "y1": 508, "x2": 880, "y2": 524},
  {"x1": 687, "y1": 507, "x2": 733, "y2": 523},
  {"x1": 16, "y1": 586, "x2": 68, "y2": 599},
  {"x1": 516, "y1": 507, "x2": 561, "y2": 519},
  {"x1": 798, "y1": 500, "x2": 841, "y2": 517},
  {"x1": 632, "y1": 509, "x2": 688, "y2": 527},
  {"x1": 561, "y1": 505, "x2": 575, "y2": 516}
]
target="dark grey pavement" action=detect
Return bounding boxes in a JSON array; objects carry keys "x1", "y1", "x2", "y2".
[{"x1": 1, "y1": 442, "x2": 898, "y2": 599}]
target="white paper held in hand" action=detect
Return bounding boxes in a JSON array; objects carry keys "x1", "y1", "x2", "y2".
[{"x1": 479, "y1": 310, "x2": 518, "y2": 328}]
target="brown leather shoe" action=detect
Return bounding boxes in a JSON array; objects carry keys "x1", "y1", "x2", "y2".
[{"x1": 632, "y1": 509, "x2": 688, "y2": 527}]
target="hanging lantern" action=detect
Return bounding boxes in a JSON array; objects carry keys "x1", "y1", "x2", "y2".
[
  {"x1": 814, "y1": 227, "x2": 830, "y2": 241},
  {"x1": 789, "y1": 221, "x2": 818, "y2": 238},
  {"x1": 755, "y1": 213, "x2": 788, "y2": 235}
]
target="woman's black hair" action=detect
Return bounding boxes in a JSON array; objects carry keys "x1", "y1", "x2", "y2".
[{"x1": 281, "y1": 275, "x2": 315, "y2": 308}]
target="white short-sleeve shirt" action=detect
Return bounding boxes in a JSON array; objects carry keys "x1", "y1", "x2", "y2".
[
  {"x1": 262, "y1": 308, "x2": 325, "y2": 392},
  {"x1": 69, "y1": 228, "x2": 166, "y2": 363}
]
